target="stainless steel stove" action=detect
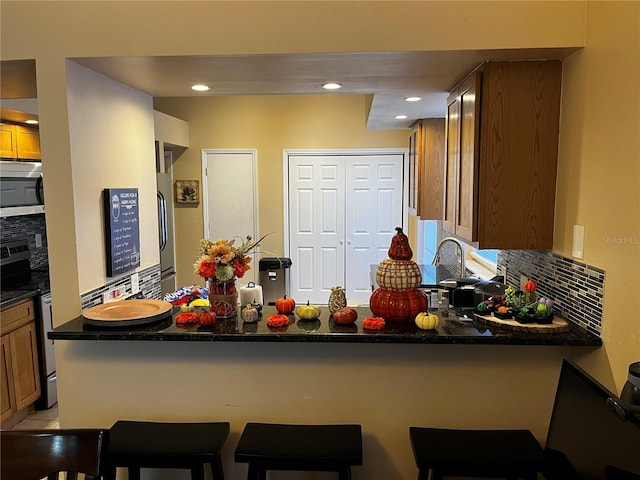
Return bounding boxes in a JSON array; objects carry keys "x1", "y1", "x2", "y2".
[{"x1": 1, "y1": 238, "x2": 56, "y2": 409}]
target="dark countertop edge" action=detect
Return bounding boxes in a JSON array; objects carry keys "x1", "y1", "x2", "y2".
[
  {"x1": 49, "y1": 330, "x2": 602, "y2": 346},
  {"x1": 0, "y1": 290, "x2": 37, "y2": 310}
]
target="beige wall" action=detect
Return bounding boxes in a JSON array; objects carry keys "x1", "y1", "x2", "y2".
[
  {"x1": 154, "y1": 94, "x2": 407, "y2": 288},
  {"x1": 67, "y1": 61, "x2": 159, "y2": 293}
]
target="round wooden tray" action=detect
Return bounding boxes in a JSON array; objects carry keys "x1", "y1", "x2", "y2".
[
  {"x1": 82, "y1": 299, "x2": 173, "y2": 327},
  {"x1": 474, "y1": 312, "x2": 571, "y2": 333}
]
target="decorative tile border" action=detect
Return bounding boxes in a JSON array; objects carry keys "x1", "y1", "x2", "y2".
[
  {"x1": 498, "y1": 250, "x2": 604, "y2": 336},
  {"x1": 80, "y1": 264, "x2": 162, "y2": 310},
  {"x1": 0, "y1": 214, "x2": 49, "y2": 268}
]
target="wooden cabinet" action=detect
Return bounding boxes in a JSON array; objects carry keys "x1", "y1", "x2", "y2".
[
  {"x1": 0, "y1": 123, "x2": 41, "y2": 161},
  {"x1": 409, "y1": 118, "x2": 445, "y2": 220},
  {"x1": 1, "y1": 299, "x2": 41, "y2": 427},
  {"x1": 444, "y1": 61, "x2": 562, "y2": 249}
]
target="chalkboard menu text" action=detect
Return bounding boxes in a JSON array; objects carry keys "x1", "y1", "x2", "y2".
[{"x1": 103, "y1": 188, "x2": 140, "y2": 277}]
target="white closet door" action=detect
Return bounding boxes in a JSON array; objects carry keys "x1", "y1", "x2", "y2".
[
  {"x1": 202, "y1": 150, "x2": 258, "y2": 283},
  {"x1": 288, "y1": 152, "x2": 404, "y2": 305},
  {"x1": 288, "y1": 156, "x2": 346, "y2": 304},
  {"x1": 345, "y1": 154, "x2": 404, "y2": 302}
]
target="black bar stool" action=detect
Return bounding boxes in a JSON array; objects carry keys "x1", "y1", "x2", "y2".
[
  {"x1": 235, "y1": 422, "x2": 363, "y2": 480},
  {"x1": 409, "y1": 427, "x2": 544, "y2": 480},
  {"x1": 107, "y1": 420, "x2": 230, "y2": 480}
]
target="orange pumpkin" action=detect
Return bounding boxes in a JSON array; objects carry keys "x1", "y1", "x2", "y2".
[
  {"x1": 387, "y1": 227, "x2": 413, "y2": 261},
  {"x1": 275, "y1": 295, "x2": 296, "y2": 314},
  {"x1": 332, "y1": 307, "x2": 358, "y2": 325},
  {"x1": 369, "y1": 288, "x2": 429, "y2": 323},
  {"x1": 196, "y1": 310, "x2": 217, "y2": 326}
]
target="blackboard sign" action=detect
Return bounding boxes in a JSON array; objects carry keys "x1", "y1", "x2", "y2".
[{"x1": 103, "y1": 188, "x2": 140, "y2": 277}]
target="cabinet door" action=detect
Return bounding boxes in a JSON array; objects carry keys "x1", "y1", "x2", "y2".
[
  {"x1": 0, "y1": 335, "x2": 17, "y2": 423},
  {"x1": 418, "y1": 119, "x2": 445, "y2": 220},
  {"x1": 15, "y1": 125, "x2": 41, "y2": 160},
  {"x1": 1, "y1": 123, "x2": 17, "y2": 159},
  {"x1": 443, "y1": 92, "x2": 460, "y2": 233},
  {"x1": 9, "y1": 323, "x2": 41, "y2": 409},
  {"x1": 456, "y1": 73, "x2": 480, "y2": 241}
]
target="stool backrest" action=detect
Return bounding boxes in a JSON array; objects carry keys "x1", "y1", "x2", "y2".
[{"x1": 1, "y1": 428, "x2": 109, "y2": 480}]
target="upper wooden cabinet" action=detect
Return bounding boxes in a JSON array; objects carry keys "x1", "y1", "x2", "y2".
[
  {"x1": 409, "y1": 118, "x2": 445, "y2": 220},
  {"x1": 444, "y1": 60, "x2": 562, "y2": 249},
  {"x1": 0, "y1": 123, "x2": 41, "y2": 161}
]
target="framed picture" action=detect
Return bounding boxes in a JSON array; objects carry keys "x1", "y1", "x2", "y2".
[{"x1": 175, "y1": 180, "x2": 199, "y2": 204}]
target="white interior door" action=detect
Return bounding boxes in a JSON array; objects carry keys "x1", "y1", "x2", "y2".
[
  {"x1": 288, "y1": 156, "x2": 346, "y2": 304},
  {"x1": 202, "y1": 149, "x2": 258, "y2": 283},
  {"x1": 345, "y1": 155, "x2": 404, "y2": 302},
  {"x1": 287, "y1": 151, "x2": 405, "y2": 305}
]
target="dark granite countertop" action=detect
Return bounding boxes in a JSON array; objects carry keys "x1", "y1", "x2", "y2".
[
  {"x1": 50, "y1": 305, "x2": 602, "y2": 346},
  {"x1": 1, "y1": 289, "x2": 37, "y2": 310}
]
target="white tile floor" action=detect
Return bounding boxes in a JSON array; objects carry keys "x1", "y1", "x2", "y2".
[{"x1": 11, "y1": 404, "x2": 60, "y2": 430}]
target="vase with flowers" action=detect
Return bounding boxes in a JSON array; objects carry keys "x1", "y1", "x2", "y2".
[{"x1": 194, "y1": 235, "x2": 265, "y2": 318}]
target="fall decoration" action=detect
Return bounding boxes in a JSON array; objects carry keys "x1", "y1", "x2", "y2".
[
  {"x1": 362, "y1": 317, "x2": 385, "y2": 330},
  {"x1": 267, "y1": 314, "x2": 290, "y2": 327},
  {"x1": 388, "y1": 227, "x2": 413, "y2": 260},
  {"x1": 370, "y1": 226, "x2": 428, "y2": 322},
  {"x1": 275, "y1": 295, "x2": 296, "y2": 314},
  {"x1": 241, "y1": 304, "x2": 259, "y2": 323},
  {"x1": 415, "y1": 312, "x2": 439, "y2": 330},
  {"x1": 175, "y1": 312, "x2": 198, "y2": 324},
  {"x1": 196, "y1": 310, "x2": 217, "y2": 326},
  {"x1": 332, "y1": 307, "x2": 358, "y2": 325},
  {"x1": 194, "y1": 235, "x2": 266, "y2": 282},
  {"x1": 328, "y1": 286, "x2": 347, "y2": 314},
  {"x1": 296, "y1": 301, "x2": 321, "y2": 320},
  {"x1": 524, "y1": 279, "x2": 537, "y2": 303}
]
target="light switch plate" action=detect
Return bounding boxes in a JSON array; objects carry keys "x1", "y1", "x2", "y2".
[
  {"x1": 572, "y1": 225, "x2": 585, "y2": 259},
  {"x1": 35, "y1": 233, "x2": 42, "y2": 248},
  {"x1": 131, "y1": 272, "x2": 140, "y2": 294}
]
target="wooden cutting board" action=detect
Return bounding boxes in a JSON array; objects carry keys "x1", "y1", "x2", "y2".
[{"x1": 474, "y1": 313, "x2": 571, "y2": 333}]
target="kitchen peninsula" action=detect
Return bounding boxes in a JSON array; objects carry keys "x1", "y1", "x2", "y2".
[{"x1": 50, "y1": 307, "x2": 600, "y2": 480}]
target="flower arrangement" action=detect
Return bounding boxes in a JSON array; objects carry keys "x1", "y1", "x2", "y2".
[{"x1": 194, "y1": 235, "x2": 266, "y2": 283}]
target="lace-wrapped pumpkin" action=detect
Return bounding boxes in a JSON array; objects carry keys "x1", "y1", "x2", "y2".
[{"x1": 370, "y1": 227, "x2": 428, "y2": 323}]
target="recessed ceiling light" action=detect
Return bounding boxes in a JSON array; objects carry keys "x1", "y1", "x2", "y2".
[
  {"x1": 322, "y1": 82, "x2": 342, "y2": 90},
  {"x1": 25, "y1": 119, "x2": 39, "y2": 125},
  {"x1": 191, "y1": 84, "x2": 211, "y2": 92},
  {"x1": 394, "y1": 115, "x2": 408, "y2": 120},
  {"x1": 405, "y1": 96, "x2": 422, "y2": 102}
]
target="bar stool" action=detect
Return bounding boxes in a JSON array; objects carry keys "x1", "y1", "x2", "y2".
[
  {"x1": 235, "y1": 422, "x2": 363, "y2": 480},
  {"x1": 409, "y1": 427, "x2": 544, "y2": 480},
  {"x1": 107, "y1": 420, "x2": 230, "y2": 480}
]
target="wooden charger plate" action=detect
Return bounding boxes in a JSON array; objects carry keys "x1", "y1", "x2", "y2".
[
  {"x1": 83, "y1": 299, "x2": 172, "y2": 327},
  {"x1": 474, "y1": 313, "x2": 571, "y2": 333}
]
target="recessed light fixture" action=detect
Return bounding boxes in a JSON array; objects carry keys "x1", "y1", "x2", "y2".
[
  {"x1": 405, "y1": 96, "x2": 422, "y2": 102},
  {"x1": 191, "y1": 84, "x2": 211, "y2": 92},
  {"x1": 394, "y1": 115, "x2": 408, "y2": 120},
  {"x1": 322, "y1": 82, "x2": 342, "y2": 90},
  {"x1": 25, "y1": 119, "x2": 39, "y2": 125}
]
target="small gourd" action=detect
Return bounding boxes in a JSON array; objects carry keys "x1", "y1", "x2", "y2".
[
  {"x1": 296, "y1": 301, "x2": 321, "y2": 320},
  {"x1": 241, "y1": 304, "x2": 259, "y2": 323},
  {"x1": 415, "y1": 311, "x2": 439, "y2": 330},
  {"x1": 196, "y1": 310, "x2": 217, "y2": 326},
  {"x1": 387, "y1": 227, "x2": 413, "y2": 261},
  {"x1": 328, "y1": 286, "x2": 347, "y2": 314},
  {"x1": 332, "y1": 307, "x2": 358, "y2": 325}
]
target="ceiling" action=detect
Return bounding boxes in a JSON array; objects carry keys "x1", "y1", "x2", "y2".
[{"x1": 2, "y1": 47, "x2": 577, "y2": 130}]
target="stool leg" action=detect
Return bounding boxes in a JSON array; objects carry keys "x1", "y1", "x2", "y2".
[
  {"x1": 190, "y1": 463, "x2": 205, "y2": 480},
  {"x1": 247, "y1": 464, "x2": 266, "y2": 480},
  {"x1": 127, "y1": 467, "x2": 141, "y2": 480},
  {"x1": 210, "y1": 456, "x2": 225, "y2": 480},
  {"x1": 337, "y1": 466, "x2": 352, "y2": 480}
]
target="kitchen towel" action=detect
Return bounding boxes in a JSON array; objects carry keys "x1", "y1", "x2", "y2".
[{"x1": 239, "y1": 282, "x2": 263, "y2": 307}]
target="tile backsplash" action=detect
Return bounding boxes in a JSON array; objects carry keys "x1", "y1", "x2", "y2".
[
  {"x1": 0, "y1": 214, "x2": 48, "y2": 268},
  {"x1": 498, "y1": 250, "x2": 604, "y2": 336},
  {"x1": 80, "y1": 264, "x2": 162, "y2": 310}
]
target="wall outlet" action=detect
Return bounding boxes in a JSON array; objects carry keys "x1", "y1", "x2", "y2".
[
  {"x1": 35, "y1": 233, "x2": 42, "y2": 248},
  {"x1": 520, "y1": 274, "x2": 529, "y2": 291}
]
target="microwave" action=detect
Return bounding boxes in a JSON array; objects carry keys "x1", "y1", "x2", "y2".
[{"x1": 0, "y1": 161, "x2": 45, "y2": 217}]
